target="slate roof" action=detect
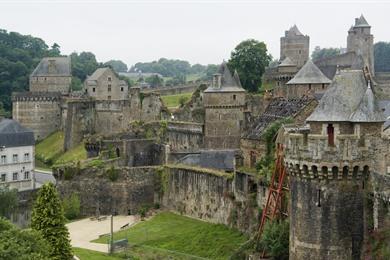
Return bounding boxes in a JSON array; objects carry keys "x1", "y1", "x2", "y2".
[
  {"x1": 279, "y1": 57, "x2": 296, "y2": 67},
  {"x1": 87, "y1": 68, "x2": 110, "y2": 81},
  {"x1": 306, "y1": 70, "x2": 385, "y2": 122},
  {"x1": 0, "y1": 119, "x2": 34, "y2": 147},
  {"x1": 204, "y1": 62, "x2": 245, "y2": 93},
  {"x1": 244, "y1": 97, "x2": 313, "y2": 139},
  {"x1": 286, "y1": 25, "x2": 303, "y2": 36},
  {"x1": 287, "y1": 60, "x2": 331, "y2": 85},
  {"x1": 199, "y1": 150, "x2": 235, "y2": 171},
  {"x1": 31, "y1": 57, "x2": 71, "y2": 77},
  {"x1": 354, "y1": 15, "x2": 370, "y2": 28}
]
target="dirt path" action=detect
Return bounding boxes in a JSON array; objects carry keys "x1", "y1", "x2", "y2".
[{"x1": 66, "y1": 215, "x2": 137, "y2": 253}]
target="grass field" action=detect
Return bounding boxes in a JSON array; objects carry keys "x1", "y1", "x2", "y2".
[
  {"x1": 93, "y1": 212, "x2": 248, "y2": 260},
  {"x1": 35, "y1": 131, "x2": 87, "y2": 168},
  {"x1": 73, "y1": 248, "x2": 122, "y2": 260},
  {"x1": 161, "y1": 92, "x2": 192, "y2": 108}
]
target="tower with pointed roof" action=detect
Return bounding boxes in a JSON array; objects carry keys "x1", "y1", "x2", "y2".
[
  {"x1": 283, "y1": 68, "x2": 386, "y2": 259},
  {"x1": 347, "y1": 15, "x2": 375, "y2": 75},
  {"x1": 203, "y1": 62, "x2": 246, "y2": 149},
  {"x1": 280, "y1": 25, "x2": 310, "y2": 68}
]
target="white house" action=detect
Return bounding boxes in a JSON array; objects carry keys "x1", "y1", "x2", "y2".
[{"x1": 0, "y1": 119, "x2": 35, "y2": 191}]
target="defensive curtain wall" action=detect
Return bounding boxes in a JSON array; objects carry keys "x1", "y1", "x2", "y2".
[{"x1": 54, "y1": 164, "x2": 267, "y2": 234}]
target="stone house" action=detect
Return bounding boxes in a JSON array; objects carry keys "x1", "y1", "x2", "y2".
[
  {"x1": 0, "y1": 119, "x2": 35, "y2": 191},
  {"x1": 84, "y1": 68, "x2": 128, "y2": 101},
  {"x1": 29, "y1": 57, "x2": 72, "y2": 94}
]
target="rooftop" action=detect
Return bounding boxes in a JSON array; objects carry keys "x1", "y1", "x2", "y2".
[
  {"x1": 287, "y1": 60, "x2": 331, "y2": 85},
  {"x1": 306, "y1": 69, "x2": 385, "y2": 122},
  {"x1": 31, "y1": 57, "x2": 71, "y2": 77},
  {"x1": 354, "y1": 14, "x2": 370, "y2": 28},
  {"x1": 0, "y1": 119, "x2": 35, "y2": 147},
  {"x1": 285, "y1": 25, "x2": 304, "y2": 37},
  {"x1": 279, "y1": 57, "x2": 296, "y2": 67},
  {"x1": 204, "y1": 62, "x2": 245, "y2": 93}
]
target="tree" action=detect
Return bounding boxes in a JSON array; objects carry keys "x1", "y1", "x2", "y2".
[
  {"x1": 145, "y1": 74, "x2": 163, "y2": 88},
  {"x1": 228, "y1": 39, "x2": 271, "y2": 92},
  {"x1": 70, "y1": 51, "x2": 100, "y2": 81},
  {"x1": 311, "y1": 46, "x2": 341, "y2": 61},
  {"x1": 204, "y1": 64, "x2": 218, "y2": 80},
  {"x1": 62, "y1": 193, "x2": 80, "y2": 220},
  {"x1": 104, "y1": 59, "x2": 128, "y2": 73},
  {"x1": 31, "y1": 183, "x2": 73, "y2": 260},
  {"x1": 259, "y1": 220, "x2": 289, "y2": 260},
  {"x1": 47, "y1": 43, "x2": 61, "y2": 57},
  {"x1": 0, "y1": 186, "x2": 18, "y2": 218},
  {"x1": 0, "y1": 217, "x2": 51, "y2": 260},
  {"x1": 374, "y1": 42, "x2": 390, "y2": 72}
]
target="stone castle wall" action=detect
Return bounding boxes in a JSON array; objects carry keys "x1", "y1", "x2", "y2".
[
  {"x1": 30, "y1": 76, "x2": 71, "y2": 94},
  {"x1": 12, "y1": 92, "x2": 62, "y2": 140}
]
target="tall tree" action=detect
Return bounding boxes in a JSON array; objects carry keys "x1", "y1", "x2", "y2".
[
  {"x1": 104, "y1": 59, "x2": 128, "y2": 73},
  {"x1": 311, "y1": 46, "x2": 341, "y2": 61},
  {"x1": 228, "y1": 39, "x2": 271, "y2": 92},
  {"x1": 374, "y1": 42, "x2": 390, "y2": 72},
  {"x1": 0, "y1": 186, "x2": 18, "y2": 218},
  {"x1": 31, "y1": 183, "x2": 73, "y2": 260},
  {"x1": 0, "y1": 217, "x2": 51, "y2": 260}
]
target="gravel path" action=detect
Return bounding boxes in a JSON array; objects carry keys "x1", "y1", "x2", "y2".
[{"x1": 67, "y1": 215, "x2": 137, "y2": 253}]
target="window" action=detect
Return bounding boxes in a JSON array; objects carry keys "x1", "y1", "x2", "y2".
[
  {"x1": 24, "y1": 171, "x2": 30, "y2": 180},
  {"x1": 308, "y1": 84, "x2": 312, "y2": 90},
  {"x1": 108, "y1": 84, "x2": 111, "y2": 92},
  {"x1": 233, "y1": 95, "x2": 236, "y2": 100},
  {"x1": 92, "y1": 88, "x2": 96, "y2": 92},
  {"x1": 24, "y1": 153, "x2": 30, "y2": 162},
  {"x1": 108, "y1": 77, "x2": 112, "y2": 81},
  {"x1": 121, "y1": 87, "x2": 124, "y2": 92},
  {"x1": 13, "y1": 172, "x2": 18, "y2": 181},
  {"x1": 1, "y1": 174, "x2": 6, "y2": 182},
  {"x1": 299, "y1": 50, "x2": 302, "y2": 54},
  {"x1": 322, "y1": 84, "x2": 325, "y2": 89},
  {"x1": 1, "y1": 155, "x2": 6, "y2": 164},
  {"x1": 13, "y1": 154, "x2": 18, "y2": 163},
  {"x1": 108, "y1": 96, "x2": 111, "y2": 100},
  {"x1": 327, "y1": 124, "x2": 335, "y2": 146}
]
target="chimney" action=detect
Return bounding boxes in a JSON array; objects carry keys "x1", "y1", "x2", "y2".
[
  {"x1": 48, "y1": 59, "x2": 57, "y2": 74},
  {"x1": 213, "y1": 73, "x2": 222, "y2": 88}
]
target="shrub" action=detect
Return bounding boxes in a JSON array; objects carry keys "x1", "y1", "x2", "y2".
[
  {"x1": 62, "y1": 193, "x2": 81, "y2": 220},
  {"x1": 179, "y1": 95, "x2": 189, "y2": 107},
  {"x1": 259, "y1": 220, "x2": 289, "y2": 259},
  {"x1": 106, "y1": 166, "x2": 119, "y2": 182}
]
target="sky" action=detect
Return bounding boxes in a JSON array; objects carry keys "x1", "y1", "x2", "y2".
[{"x1": 0, "y1": 0, "x2": 389, "y2": 67}]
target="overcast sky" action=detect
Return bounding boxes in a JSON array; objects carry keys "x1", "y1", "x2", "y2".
[{"x1": 0, "y1": 0, "x2": 389, "y2": 67}]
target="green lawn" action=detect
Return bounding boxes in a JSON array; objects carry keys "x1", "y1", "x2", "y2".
[
  {"x1": 161, "y1": 92, "x2": 192, "y2": 108},
  {"x1": 73, "y1": 248, "x2": 122, "y2": 260},
  {"x1": 93, "y1": 212, "x2": 248, "y2": 260},
  {"x1": 35, "y1": 131, "x2": 87, "y2": 167}
]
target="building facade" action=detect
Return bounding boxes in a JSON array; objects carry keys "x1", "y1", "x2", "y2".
[
  {"x1": 0, "y1": 119, "x2": 35, "y2": 191},
  {"x1": 84, "y1": 68, "x2": 128, "y2": 101},
  {"x1": 203, "y1": 62, "x2": 246, "y2": 149}
]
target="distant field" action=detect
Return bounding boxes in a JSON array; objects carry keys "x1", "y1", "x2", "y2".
[
  {"x1": 35, "y1": 131, "x2": 87, "y2": 168},
  {"x1": 93, "y1": 212, "x2": 248, "y2": 260},
  {"x1": 161, "y1": 92, "x2": 192, "y2": 108}
]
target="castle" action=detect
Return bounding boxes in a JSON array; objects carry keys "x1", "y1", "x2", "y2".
[{"x1": 10, "y1": 14, "x2": 390, "y2": 259}]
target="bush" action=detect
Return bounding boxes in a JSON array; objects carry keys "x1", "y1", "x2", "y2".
[
  {"x1": 179, "y1": 95, "x2": 189, "y2": 107},
  {"x1": 0, "y1": 186, "x2": 18, "y2": 218},
  {"x1": 259, "y1": 220, "x2": 289, "y2": 259},
  {"x1": 62, "y1": 193, "x2": 81, "y2": 220},
  {"x1": 106, "y1": 166, "x2": 119, "y2": 182}
]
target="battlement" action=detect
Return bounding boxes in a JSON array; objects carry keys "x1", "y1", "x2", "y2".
[{"x1": 12, "y1": 91, "x2": 62, "y2": 102}]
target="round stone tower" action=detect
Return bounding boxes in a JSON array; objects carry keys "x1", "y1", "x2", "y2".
[{"x1": 284, "y1": 70, "x2": 385, "y2": 259}]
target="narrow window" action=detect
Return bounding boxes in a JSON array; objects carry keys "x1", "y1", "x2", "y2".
[
  {"x1": 1, "y1": 174, "x2": 6, "y2": 182},
  {"x1": 108, "y1": 77, "x2": 112, "y2": 81},
  {"x1": 327, "y1": 124, "x2": 335, "y2": 146},
  {"x1": 1, "y1": 155, "x2": 6, "y2": 164},
  {"x1": 13, "y1": 154, "x2": 18, "y2": 163},
  {"x1": 322, "y1": 84, "x2": 325, "y2": 89},
  {"x1": 24, "y1": 153, "x2": 30, "y2": 162},
  {"x1": 121, "y1": 87, "x2": 124, "y2": 92},
  {"x1": 308, "y1": 84, "x2": 312, "y2": 90},
  {"x1": 317, "y1": 189, "x2": 321, "y2": 207},
  {"x1": 233, "y1": 95, "x2": 236, "y2": 100},
  {"x1": 24, "y1": 171, "x2": 30, "y2": 180},
  {"x1": 92, "y1": 88, "x2": 96, "y2": 92},
  {"x1": 108, "y1": 84, "x2": 111, "y2": 92},
  {"x1": 13, "y1": 172, "x2": 18, "y2": 181}
]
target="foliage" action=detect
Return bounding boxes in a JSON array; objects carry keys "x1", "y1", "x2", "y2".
[
  {"x1": 106, "y1": 166, "x2": 120, "y2": 182},
  {"x1": 0, "y1": 217, "x2": 51, "y2": 260},
  {"x1": 0, "y1": 29, "x2": 60, "y2": 113},
  {"x1": 365, "y1": 220, "x2": 390, "y2": 259},
  {"x1": 130, "y1": 58, "x2": 191, "y2": 77},
  {"x1": 179, "y1": 95, "x2": 190, "y2": 107},
  {"x1": 374, "y1": 42, "x2": 390, "y2": 72},
  {"x1": 104, "y1": 59, "x2": 128, "y2": 73},
  {"x1": 203, "y1": 64, "x2": 218, "y2": 80},
  {"x1": 161, "y1": 92, "x2": 193, "y2": 108},
  {"x1": 70, "y1": 51, "x2": 101, "y2": 82},
  {"x1": 311, "y1": 46, "x2": 341, "y2": 60},
  {"x1": 35, "y1": 131, "x2": 64, "y2": 165},
  {"x1": 138, "y1": 204, "x2": 151, "y2": 218},
  {"x1": 228, "y1": 39, "x2": 271, "y2": 92},
  {"x1": 62, "y1": 193, "x2": 81, "y2": 220},
  {"x1": 93, "y1": 212, "x2": 248, "y2": 259},
  {"x1": 54, "y1": 143, "x2": 87, "y2": 166},
  {"x1": 31, "y1": 183, "x2": 73, "y2": 260},
  {"x1": 0, "y1": 186, "x2": 18, "y2": 218},
  {"x1": 145, "y1": 74, "x2": 163, "y2": 87},
  {"x1": 156, "y1": 166, "x2": 169, "y2": 196},
  {"x1": 258, "y1": 220, "x2": 289, "y2": 259}
]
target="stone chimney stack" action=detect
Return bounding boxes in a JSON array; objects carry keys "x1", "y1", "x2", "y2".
[
  {"x1": 48, "y1": 59, "x2": 57, "y2": 74},
  {"x1": 212, "y1": 73, "x2": 222, "y2": 88}
]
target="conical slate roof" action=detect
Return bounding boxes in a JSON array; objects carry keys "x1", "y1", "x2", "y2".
[
  {"x1": 278, "y1": 57, "x2": 296, "y2": 67},
  {"x1": 233, "y1": 70, "x2": 243, "y2": 88},
  {"x1": 354, "y1": 15, "x2": 370, "y2": 28},
  {"x1": 205, "y1": 62, "x2": 245, "y2": 93},
  {"x1": 287, "y1": 60, "x2": 331, "y2": 85},
  {"x1": 307, "y1": 70, "x2": 385, "y2": 122}
]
